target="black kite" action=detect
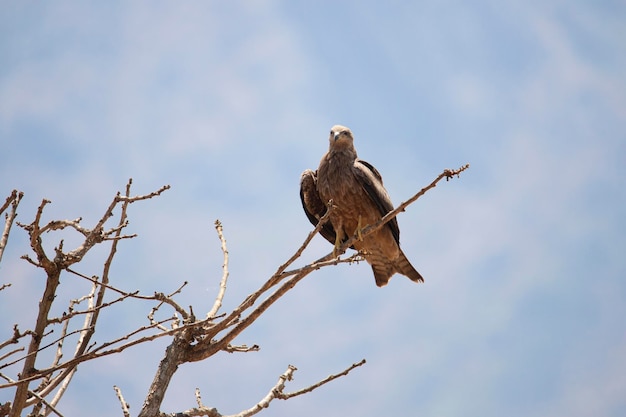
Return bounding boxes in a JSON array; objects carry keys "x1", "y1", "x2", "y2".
[{"x1": 300, "y1": 125, "x2": 424, "y2": 287}]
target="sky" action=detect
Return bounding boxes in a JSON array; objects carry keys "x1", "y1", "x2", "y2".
[{"x1": 1, "y1": 1, "x2": 625, "y2": 416}]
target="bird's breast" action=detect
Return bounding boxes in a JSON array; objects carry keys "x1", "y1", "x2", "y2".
[{"x1": 317, "y1": 158, "x2": 356, "y2": 204}]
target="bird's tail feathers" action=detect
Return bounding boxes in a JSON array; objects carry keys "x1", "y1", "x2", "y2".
[
  {"x1": 368, "y1": 250, "x2": 424, "y2": 287},
  {"x1": 396, "y1": 250, "x2": 424, "y2": 283},
  {"x1": 371, "y1": 263, "x2": 394, "y2": 287}
]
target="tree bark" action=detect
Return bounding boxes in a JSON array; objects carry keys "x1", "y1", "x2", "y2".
[{"x1": 138, "y1": 335, "x2": 188, "y2": 417}]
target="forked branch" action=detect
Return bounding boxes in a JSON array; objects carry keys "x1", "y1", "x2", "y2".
[{"x1": 160, "y1": 359, "x2": 366, "y2": 417}]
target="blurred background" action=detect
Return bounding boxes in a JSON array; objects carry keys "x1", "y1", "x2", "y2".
[{"x1": 1, "y1": 1, "x2": 624, "y2": 416}]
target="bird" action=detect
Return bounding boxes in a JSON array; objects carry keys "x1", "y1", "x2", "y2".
[{"x1": 299, "y1": 125, "x2": 424, "y2": 287}]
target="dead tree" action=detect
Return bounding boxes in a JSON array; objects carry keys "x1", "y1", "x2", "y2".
[{"x1": 0, "y1": 165, "x2": 469, "y2": 417}]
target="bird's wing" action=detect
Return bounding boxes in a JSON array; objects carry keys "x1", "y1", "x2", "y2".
[
  {"x1": 299, "y1": 169, "x2": 340, "y2": 245},
  {"x1": 353, "y1": 159, "x2": 400, "y2": 244},
  {"x1": 357, "y1": 159, "x2": 384, "y2": 183}
]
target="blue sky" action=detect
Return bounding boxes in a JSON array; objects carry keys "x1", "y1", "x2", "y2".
[{"x1": 1, "y1": 2, "x2": 625, "y2": 416}]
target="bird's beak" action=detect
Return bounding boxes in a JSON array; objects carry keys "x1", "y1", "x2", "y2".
[{"x1": 333, "y1": 132, "x2": 340, "y2": 141}]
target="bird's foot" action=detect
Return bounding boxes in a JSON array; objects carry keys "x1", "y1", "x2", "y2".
[
  {"x1": 333, "y1": 232, "x2": 342, "y2": 258},
  {"x1": 357, "y1": 215, "x2": 364, "y2": 241}
]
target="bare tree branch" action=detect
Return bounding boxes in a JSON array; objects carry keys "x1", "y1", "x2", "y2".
[
  {"x1": 224, "y1": 365, "x2": 298, "y2": 417},
  {"x1": 158, "y1": 359, "x2": 365, "y2": 417},
  {"x1": 278, "y1": 359, "x2": 367, "y2": 399}
]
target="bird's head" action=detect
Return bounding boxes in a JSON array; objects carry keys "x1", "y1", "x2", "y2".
[{"x1": 328, "y1": 125, "x2": 354, "y2": 150}]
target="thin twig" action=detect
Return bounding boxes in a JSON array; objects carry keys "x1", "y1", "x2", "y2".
[
  {"x1": 0, "y1": 189, "x2": 23, "y2": 264},
  {"x1": 113, "y1": 385, "x2": 131, "y2": 417},
  {"x1": 0, "y1": 190, "x2": 19, "y2": 214},
  {"x1": 46, "y1": 289, "x2": 139, "y2": 325},
  {"x1": 278, "y1": 253, "x2": 363, "y2": 279},
  {"x1": 0, "y1": 324, "x2": 32, "y2": 352},
  {"x1": 114, "y1": 184, "x2": 171, "y2": 203},
  {"x1": 222, "y1": 359, "x2": 365, "y2": 417},
  {"x1": 194, "y1": 387, "x2": 204, "y2": 408},
  {"x1": 150, "y1": 286, "x2": 190, "y2": 325},
  {"x1": 0, "y1": 347, "x2": 24, "y2": 364},
  {"x1": 279, "y1": 359, "x2": 366, "y2": 399},
  {"x1": 66, "y1": 268, "x2": 190, "y2": 320},
  {"x1": 207, "y1": 220, "x2": 230, "y2": 320}
]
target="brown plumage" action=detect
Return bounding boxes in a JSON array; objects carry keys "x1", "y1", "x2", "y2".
[{"x1": 300, "y1": 125, "x2": 424, "y2": 287}]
